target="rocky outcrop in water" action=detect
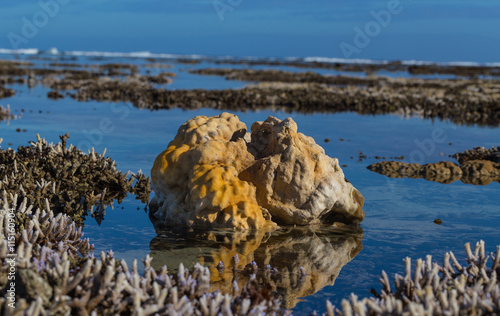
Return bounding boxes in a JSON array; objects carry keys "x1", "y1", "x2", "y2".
[
  {"x1": 0, "y1": 86, "x2": 15, "y2": 99},
  {"x1": 367, "y1": 146, "x2": 500, "y2": 185},
  {"x1": 150, "y1": 113, "x2": 364, "y2": 230},
  {"x1": 451, "y1": 146, "x2": 500, "y2": 164}
]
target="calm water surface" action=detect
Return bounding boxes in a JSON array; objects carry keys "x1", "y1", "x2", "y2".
[{"x1": 1, "y1": 54, "x2": 499, "y2": 314}]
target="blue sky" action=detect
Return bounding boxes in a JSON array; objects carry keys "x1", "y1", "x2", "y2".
[{"x1": 1, "y1": 0, "x2": 499, "y2": 62}]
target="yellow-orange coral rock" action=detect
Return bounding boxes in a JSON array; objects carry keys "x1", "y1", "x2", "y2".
[
  {"x1": 151, "y1": 112, "x2": 274, "y2": 229},
  {"x1": 150, "y1": 112, "x2": 364, "y2": 229}
]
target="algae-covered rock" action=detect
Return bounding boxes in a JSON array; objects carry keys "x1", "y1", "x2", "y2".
[{"x1": 150, "y1": 113, "x2": 364, "y2": 229}]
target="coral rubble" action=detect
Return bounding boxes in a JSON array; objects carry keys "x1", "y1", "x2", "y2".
[{"x1": 150, "y1": 113, "x2": 364, "y2": 229}]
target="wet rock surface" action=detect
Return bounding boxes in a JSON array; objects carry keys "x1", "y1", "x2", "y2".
[
  {"x1": 150, "y1": 113, "x2": 364, "y2": 230},
  {"x1": 451, "y1": 146, "x2": 500, "y2": 164},
  {"x1": 367, "y1": 146, "x2": 500, "y2": 185},
  {"x1": 241, "y1": 116, "x2": 364, "y2": 225}
]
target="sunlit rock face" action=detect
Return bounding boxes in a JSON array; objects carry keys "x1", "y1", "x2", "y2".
[{"x1": 150, "y1": 112, "x2": 364, "y2": 229}]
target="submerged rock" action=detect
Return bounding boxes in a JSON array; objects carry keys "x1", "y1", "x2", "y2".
[{"x1": 150, "y1": 113, "x2": 364, "y2": 229}]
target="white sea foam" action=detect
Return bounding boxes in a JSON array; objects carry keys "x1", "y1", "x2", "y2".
[
  {"x1": 64, "y1": 50, "x2": 205, "y2": 60},
  {"x1": 303, "y1": 56, "x2": 391, "y2": 65},
  {"x1": 0, "y1": 47, "x2": 498, "y2": 68},
  {"x1": 304, "y1": 56, "x2": 500, "y2": 68},
  {"x1": 0, "y1": 48, "x2": 39, "y2": 55}
]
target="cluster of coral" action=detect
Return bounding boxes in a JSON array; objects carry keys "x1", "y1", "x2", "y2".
[
  {"x1": 330, "y1": 241, "x2": 500, "y2": 315},
  {"x1": 0, "y1": 196, "x2": 281, "y2": 315},
  {"x1": 367, "y1": 146, "x2": 500, "y2": 185},
  {"x1": 150, "y1": 113, "x2": 364, "y2": 230},
  {"x1": 0, "y1": 134, "x2": 150, "y2": 226}
]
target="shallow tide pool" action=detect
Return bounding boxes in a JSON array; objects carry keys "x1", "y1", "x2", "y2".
[{"x1": 1, "y1": 54, "x2": 499, "y2": 314}]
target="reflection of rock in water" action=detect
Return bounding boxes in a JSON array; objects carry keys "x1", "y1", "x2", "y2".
[{"x1": 149, "y1": 225, "x2": 363, "y2": 310}]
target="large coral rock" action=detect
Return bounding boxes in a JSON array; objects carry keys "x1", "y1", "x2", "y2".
[{"x1": 150, "y1": 113, "x2": 364, "y2": 229}]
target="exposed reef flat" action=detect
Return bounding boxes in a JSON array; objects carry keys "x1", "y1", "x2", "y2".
[
  {"x1": 367, "y1": 146, "x2": 500, "y2": 185},
  {"x1": 2, "y1": 59, "x2": 500, "y2": 126},
  {"x1": 55, "y1": 78, "x2": 500, "y2": 127},
  {"x1": 189, "y1": 68, "x2": 379, "y2": 85},
  {"x1": 65, "y1": 75, "x2": 500, "y2": 127},
  {"x1": 208, "y1": 58, "x2": 500, "y2": 77}
]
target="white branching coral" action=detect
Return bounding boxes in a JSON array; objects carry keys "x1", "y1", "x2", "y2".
[{"x1": 325, "y1": 241, "x2": 500, "y2": 315}]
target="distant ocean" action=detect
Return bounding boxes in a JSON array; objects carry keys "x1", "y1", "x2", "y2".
[{"x1": 2, "y1": 47, "x2": 500, "y2": 68}]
